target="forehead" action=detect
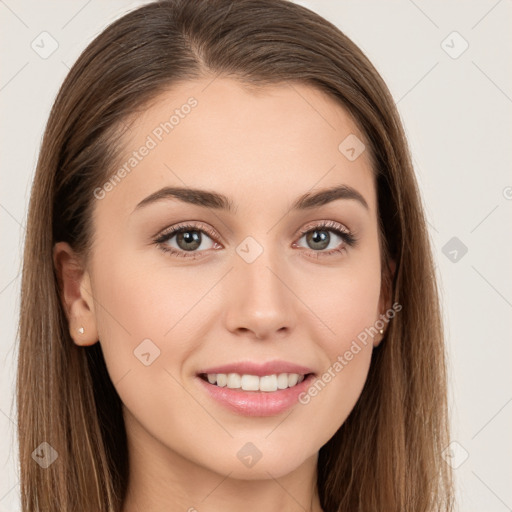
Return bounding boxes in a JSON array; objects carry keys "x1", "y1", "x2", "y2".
[{"x1": 100, "y1": 77, "x2": 376, "y2": 216}]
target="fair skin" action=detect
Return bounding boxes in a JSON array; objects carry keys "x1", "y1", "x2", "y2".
[{"x1": 54, "y1": 77, "x2": 393, "y2": 512}]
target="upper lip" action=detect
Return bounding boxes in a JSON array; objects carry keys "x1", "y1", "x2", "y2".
[{"x1": 197, "y1": 360, "x2": 316, "y2": 377}]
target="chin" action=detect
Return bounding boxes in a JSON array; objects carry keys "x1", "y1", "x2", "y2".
[{"x1": 198, "y1": 440, "x2": 317, "y2": 480}]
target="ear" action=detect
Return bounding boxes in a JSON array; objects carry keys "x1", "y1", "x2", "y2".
[
  {"x1": 53, "y1": 241, "x2": 99, "y2": 346},
  {"x1": 374, "y1": 257, "x2": 396, "y2": 347}
]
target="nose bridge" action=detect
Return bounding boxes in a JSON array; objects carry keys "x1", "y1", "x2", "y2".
[{"x1": 223, "y1": 235, "x2": 296, "y2": 337}]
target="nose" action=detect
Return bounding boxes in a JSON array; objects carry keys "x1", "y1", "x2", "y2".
[{"x1": 223, "y1": 246, "x2": 297, "y2": 340}]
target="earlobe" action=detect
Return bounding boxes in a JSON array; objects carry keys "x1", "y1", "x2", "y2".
[{"x1": 53, "y1": 241, "x2": 99, "y2": 346}]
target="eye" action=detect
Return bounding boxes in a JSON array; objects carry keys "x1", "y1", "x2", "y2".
[
  {"x1": 293, "y1": 220, "x2": 357, "y2": 258},
  {"x1": 153, "y1": 219, "x2": 357, "y2": 260},
  {"x1": 153, "y1": 222, "x2": 220, "y2": 259}
]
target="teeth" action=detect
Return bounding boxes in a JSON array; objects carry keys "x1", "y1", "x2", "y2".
[
  {"x1": 204, "y1": 372, "x2": 307, "y2": 392},
  {"x1": 216, "y1": 373, "x2": 227, "y2": 387},
  {"x1": 227, "y1": 373, "x2": 241, "y2": 389},
  {"x1": 288, "y1": 373, "x2": 299, "y2": 387},
  {"x1": 241, "y1": 374, "x2": 259, "y2": 391},
  {"x1": 276, "y1": 373, "x2": 289, "y2": 389},
  {"x1": 260, "y1": 374, "x2": 277, "y2": 392}
]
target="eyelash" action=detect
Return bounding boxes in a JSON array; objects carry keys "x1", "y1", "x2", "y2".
[{"x1": 153, "y1": 220, "x2": 358, "y2": 260}]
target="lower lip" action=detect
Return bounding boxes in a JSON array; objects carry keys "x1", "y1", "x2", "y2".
[{"x1": 196, "y1": 374, "x2": 316, "y2": 416}]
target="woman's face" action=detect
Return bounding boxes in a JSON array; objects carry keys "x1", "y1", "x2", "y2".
[{"x1": 59, "y1": 77, "x2": 390, "y2": 481}]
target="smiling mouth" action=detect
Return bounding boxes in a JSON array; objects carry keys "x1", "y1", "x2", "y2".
[{"x1": 198, "y1": 372, "x2": 315, "y2": 392}]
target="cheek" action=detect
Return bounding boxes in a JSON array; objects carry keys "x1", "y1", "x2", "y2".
[
  {"x1": 306, "y1": 268, "x2": 380, "y2": 337},
  {"x1": 297, "y1": 245, "x2": 382, "y2": 354},
  {"x1": 292, "y1": 250, "x2": 381, "y2": 436},
  {"x1": 88, "y1": 245, "x2": 220, "y2": 400},
  {"x1": 87, "y1": 247, "x2": 174, "y2": 381},
  {"x1": 87, "y1": 252, "x2": 204, "y2": 454}
]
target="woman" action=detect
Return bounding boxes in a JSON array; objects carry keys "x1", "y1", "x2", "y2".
[{"x1": 17, "y1": 0, "x2": 454, "y2": 510}]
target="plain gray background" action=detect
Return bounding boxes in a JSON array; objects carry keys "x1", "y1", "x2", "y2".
[{"x1": 1, "y1": 1, "x2": 511, "y2": 510}]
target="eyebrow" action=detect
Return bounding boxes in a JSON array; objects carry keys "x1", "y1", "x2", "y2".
[{"x1": 133, "y1": 184, "x2": 369, "y2": 213}]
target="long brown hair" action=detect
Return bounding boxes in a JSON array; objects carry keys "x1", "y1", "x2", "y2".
[{"x1": 17, "y1": 0, "x2": 454, "y2": 510}]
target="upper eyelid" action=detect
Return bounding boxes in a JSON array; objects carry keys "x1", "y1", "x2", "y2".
[
  {"x1": 156, "y1": 221, "x2": 217, "y2": 239},
  {"x1": 297, "y1": 219, "x2": 351, "y2": 236}
]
